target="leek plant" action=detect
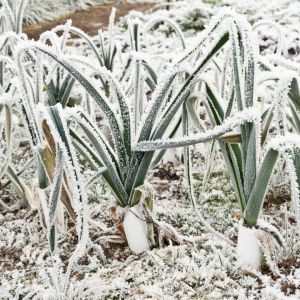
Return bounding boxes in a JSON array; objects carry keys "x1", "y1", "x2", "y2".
[
  {"x1": 0, "y1": 0, "x2": 30, "y2": 209},
  {"x1": 0, "y1": 17, "x2": 78, "y2": 219},
  {"x1": 1, "y1": 40, "x2": 89, "y2": 294},
  {"x1": 11, "y1": 11, "x2": 208, "y2": 253},
  {"x1": 10, "y1": 10, "x2": 199, "y2": 254},
  {"x1": 0, "y1": 6, "x2": 97, "y2": 290},
  {"x1": 4, "y1": 46, "x2": 90, "y2": 293},
  {"x1": 0, "y1": 71, "x2": 33, "y2": 211},
  {"x1": 260, "y1": 58, "x2": 300, "y2": 232},
  {"x1": 135, "y1": 12, "x2": 300, "y2": 269}
]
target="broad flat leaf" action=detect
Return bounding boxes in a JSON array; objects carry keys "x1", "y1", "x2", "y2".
[
  {"x1": 244, "y1": 148, "x2": 278, "y2": 226},
  {"x1": 48, "y1": 145, "x2": 64, "y2": 253}
]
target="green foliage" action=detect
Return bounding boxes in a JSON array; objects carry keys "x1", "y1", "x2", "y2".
[{"x1": 180, "y1": 9, "x2": 208, "y2": 32}]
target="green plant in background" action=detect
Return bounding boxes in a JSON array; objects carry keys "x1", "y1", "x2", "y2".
[
  {"x1": 180, "y1": 8, "x2": 207, "y2": 32},
  {"x1": 51, "y1": 8, "x2": 118, "y2": 96},
  {"x1": 1, "y1": 0, "x2": 27, "y2": 34},
  {"x1": 44, "y1": 71, "x2": 76, "y2": 107},
  {"x1": 0, "y1": 0, "x2": 27, "y2": 161},
  {"x1": 0, "y1": 0, "x2": 31, "y2": 210},
  {"x1": 202, "y1": 0, "x2": 220, "y2": 4}
]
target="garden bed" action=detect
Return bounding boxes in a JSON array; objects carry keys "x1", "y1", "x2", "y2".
[{"x1": 1, "y1": 0, "x2": 300, "y2": 299}]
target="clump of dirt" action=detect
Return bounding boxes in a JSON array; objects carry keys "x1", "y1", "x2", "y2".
[
  {"x1": 0, "y1": 190, "x2": 22, "y2": 214},
  {"x1": 260, "y1": 263, "x2": 279, "y2": 281},
  {"x1": 0, "y1": 248, "x2": 23, "y2": 271},
  {"x1": 281, "y1": 281, "x2": 298, "y2": 296},
  {"x1": 260, "y1": 256, "x2": 300, "y2": 295},
  {"x1": 278, "y1": 256, "x2": 300, "y2": 276},
  {"x1": 23, "y1": 2, "x2": 154, "y2": 40},
  {"x1": 153, "y1": 163, "x2": 180, "y2": 181},
  {"x1": 263, "y1": 186, "x2": 291, "y2": 209}
]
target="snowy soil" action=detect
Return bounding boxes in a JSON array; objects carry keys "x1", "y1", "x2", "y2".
[
  {"x1": 1, "y1": 151, "x2": 300, "y2": 299},
  {"x1": 1, "y1": 0, "x2": 300, "y2": 299}
]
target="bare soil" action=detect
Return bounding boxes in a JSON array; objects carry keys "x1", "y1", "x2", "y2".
[{"x1": 23, "y1": 2, "x2": 154, "y2": 40}]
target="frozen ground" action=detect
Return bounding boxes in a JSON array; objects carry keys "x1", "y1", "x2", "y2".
[
  {"x1": 23, "y1": 0, "x2": 101, "y2": 25},
  {"x1": 1, "y1": 0, "x2": 300, "y2": 299}
]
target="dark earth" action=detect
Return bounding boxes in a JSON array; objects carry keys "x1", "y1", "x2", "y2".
[{"x1": 24, "y1": 2, "x2": 154, "y2": 39}]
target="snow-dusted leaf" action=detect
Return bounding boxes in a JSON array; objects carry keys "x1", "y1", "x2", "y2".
[
  {"x1": 244, "y1": 148, "x2": 279, "y2": 226},
  {"x1": 48, "y1": 144, "x2": 64, "y2": 253},
  {"x1": 135, "y1": 107, "x2": 259, "y2": 151}
]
